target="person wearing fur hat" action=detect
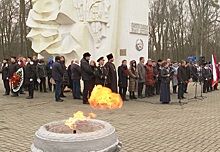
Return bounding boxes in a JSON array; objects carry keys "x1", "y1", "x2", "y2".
[
  {"x1": 24, "y1": 57, "x2": 36, "y2": 99},
  {"x1": 80, "y1": 52, "x2": 94, "y2": 104},
  {"x1": 94, "y1": 57, "x2": 108, "y2": 86},
  {"x1": 105, "y1": 53, "x2": 118, "y2": 93},
  {"x1": 128, "y1": 60, "x2": 139, "y2": 99}
]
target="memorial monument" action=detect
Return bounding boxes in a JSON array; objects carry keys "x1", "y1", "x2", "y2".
[{"x1": 27, "y1": 0, "x2": 149, "y2": 65}]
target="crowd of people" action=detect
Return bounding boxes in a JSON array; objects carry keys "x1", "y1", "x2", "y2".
[{"x1": 1, "y1": 53, "x2": 220, "y2": 104}]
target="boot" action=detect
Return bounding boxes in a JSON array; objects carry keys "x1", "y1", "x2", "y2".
[
  {"x1": 130, "y1": 92, "x2": 133, "y2": 100},
  {"x1": 132, "y1": 92, "x2": 137, "y2": 99}
]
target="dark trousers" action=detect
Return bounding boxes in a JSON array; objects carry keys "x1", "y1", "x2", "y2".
[
  {"x1": 3, "y1": 79, "x2": 10, "y2": 95},
  {"x1": 203, "y1": 80, "x2": 209, "y2": 93},
  {"x1": 40, "y1": 78, "x2": 46, "y2": 92},
  {"x1": 55, "y1": 80, "x2": 62, "y2": 101},
  {"x1": 138, "y1": 82, "x2": 144, "y2": 96},
  {"x1": 72, "y1": 79, "x2": 81, "y2": 99},
  {"x1": 178, "y1": 83, "x2": 185, "y2": 99},
  {"x1": 27, "y1": 84, "x2": 34, "y2": 97},
  {"x1": 119, "y1": 87, "x2": 127, "y2": 100},
  {"x1": 185, "y1": 82, "x2": 188, "y2": 93},
  {"x1": 48, "y1": 75, "x2": 52, "y2": 91},
  {"x1": 155, "y1": 81, "x2": 161, "y2": 95},
  {"x1": 145, "y1": 85, "x2": 153, "y2": 96},
  {"x1": 83, "y1": 80, "x2": 93, "y2": 103},
  {"x1": 34, "y1": 77, "x2": 38, "y2": 90}
]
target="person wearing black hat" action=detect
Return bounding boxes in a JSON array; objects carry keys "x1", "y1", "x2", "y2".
[
  {"x1": 80, "y1": 52, "x2": 94, "y2": 104},
  {"x1": 105, "y1": 53, "x2": 118, "y2": 93},
  {"x1": 24, "y1": 57, "x2": 35, "y2": 99},
  {"x1": 94, "y1": 57, "x2": 108, "y2": 86},
  {"x1": 2, "y1": 59, "x2": 10, "y2": 95},
  {"x1": 52, "y1": 56, "x2": 64, "y2": 102},
  {"x1": 9, "y1": 56, "x2": 20, "y2": 97}
]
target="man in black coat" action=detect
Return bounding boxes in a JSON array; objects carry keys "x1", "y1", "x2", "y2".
[
  {"x1": 118, "y1": 60, "x2": 129, "y2": 101},
  {"x1": 177, "y1": 60, "x2": 187, "y2": 99},
  {"x1": 202, "y1": 63, "x2": 211, "y2": 93},
  {"x1": 80, "y1": 52, "x2": 94, "y2": 104},
  {"x1": 2, "y1": 59, "x2": 10, "y2": 95},
  {"x1": 24, "y1": 57, "x2": 36, "y2": 99},
  {"x1": 184, "y1": 62, "x2": 191, "y2": 93},
  {"x1": 71, "y1": 59, "x2": 81, "y2": 99},
  {"x1": 94, "y1": 57, "x2": 108, "y2": 86},
  {"x1": 105, "y1": 53, "x2": 117, "y2": 93},
  {"x1": 52, "y1": 56, "x2": 64, "y2": 102},
  {"x1": 9, "y1": 56, "x2": 20, "y2": 97}
]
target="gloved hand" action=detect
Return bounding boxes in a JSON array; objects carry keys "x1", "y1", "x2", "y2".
[{"x1": 30, "y1": 78, "x2": 33, "y2": 82}]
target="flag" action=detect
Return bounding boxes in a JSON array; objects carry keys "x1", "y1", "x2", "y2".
[{"x1": 211, "y1": 55, "x2": 218, "y2": 87}]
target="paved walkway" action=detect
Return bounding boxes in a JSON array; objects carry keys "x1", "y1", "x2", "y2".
[{"x1": 1, "y1": 78, "x2": 220, "y2": 152}]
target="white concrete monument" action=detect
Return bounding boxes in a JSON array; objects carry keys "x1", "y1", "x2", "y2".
[{"x1": 27, "y1": 0, "x2": 149, "y2": 65}]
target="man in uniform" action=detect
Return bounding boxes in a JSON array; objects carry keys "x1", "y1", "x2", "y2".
[
  {"x1": 9, "y1": 56, "x2": 20, "y2": 97},
  {"x1": 105, "y1": 53, "x2": 117, "y2": 93},
  {"x1": 2, "y1": 59, "x2": 10, "y2": 95},
  {"x1": 24, "y1": 57, "x2": 36, "y2": 99},
  {"x1": 94, "y1": 57, "x2": 108, "y2": 86}
]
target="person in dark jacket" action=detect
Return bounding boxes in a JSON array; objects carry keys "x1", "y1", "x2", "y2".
[
  {"x1": 71, "y1": 59, "x2": 81, "y2": 99},
  {"x1": 118, "y1": 60, "x2": 129, "y2": 101},
  {"x1": 155, "y1": 59, "x2": 162, "y2": 95},
  {"x1": 160, "y1": 61, "x2": 171, "y2": 104},
  {"x1": 32, "y1": 56, "x2": 39, "y2": 91},
  {"x1": 94, "y1": 57, "x2": 108, "y2": 86},
  {"x1": 2, "y1": 59, "x2": 10, "y2": 95},
  {"x1": 60, "y1": 56, "x2": 69, "y2": 97},
  {"x1": 105, "y1": 53, "x2": 117, "y2": 93},
  {"x1": 36, "y1": 59, "x2": 47, "y2": 92},
  {"x1": 80, "y1": 52, "x2": 94, "y2": 104},
  {"x1": 90, "y1": 60, "x2": 96, "y2": 94},
  {"x1": 177, "y1": 60, "x2": 187, "y2": 100},
  {"x1": 46, "y1": 58, "x2": 54, "y2": 91},
  {"x1": 9, "y1": 56, "x2": 20, "y2": 97},
  {"x1": 185, "y1": 62, "x2": 191, "y2": 93},
  {"x1": 202, "y1": 62, "x2": 211, "y2": 93},
  {"x1": 52, "y1": 56, "x2": 64, "y2": 102},
  {"x1": 24, "y1": 57, "x2": 36, "y2": 99}
]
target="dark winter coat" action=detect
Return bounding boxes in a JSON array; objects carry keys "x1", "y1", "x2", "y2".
[
  {"x1": 80, "y1": 58, "x2": 94, "y2": 81},
  {"x1": 46, "y1": 58, "x2": 53, "y2": 77},
  {"x1": 118, "y1": 65, "x2": 129, "y2": 88},
  {"x1": 52, "y1": 61, "x2": 64, "y2": 81},
  {"x1": 2, "y1": 63, "x2": 9, "y2": 80},
  {"x1": 177, "y1": 66, "x2": 187, "y2": 84},
  {"x1": 24, "y1": 62, "x2": 36, "y2": 85},
  {"x1": 71, "y1": 63, "x2": 81, "y2": 80},
  {"x1": 160, "y1": 68, "x2": 170, "y2": 84},
  {"x1": 60, "y1": 61, "x2": 69, "y2": 86},
  {"x1": 36, "y1": 64, "x2": 47, "y2": 78},
  {"x1": 185, "y1": 66, "x2": 191, "y2": 80},
  {"x1": 94, "y1": 65, "x2": 108, "y2": 86},
  {"x1": 145, "y1": 64, "x2": 155, "y2": 86},
  {"x1": 202, "y1": 67, "x2": 211, "y2": 80},
  {"x1": 105, "y1": 62, "x2": 118, "y2": 93},
  {"x1": 9, "y1": 62, "x2": 20, "y2": 79}
]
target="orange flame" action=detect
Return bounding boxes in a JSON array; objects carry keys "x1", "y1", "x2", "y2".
[
  {"x1": 65, "y1": 111, "x2": 97, "y2": 129},
  {"x1": 88, "y1": 85, "x2": 123, "y2": 110}
]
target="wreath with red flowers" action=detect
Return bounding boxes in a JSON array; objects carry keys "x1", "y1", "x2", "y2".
[{"x1": 11, "y1": 68, "x2": 24, "y2": 93}]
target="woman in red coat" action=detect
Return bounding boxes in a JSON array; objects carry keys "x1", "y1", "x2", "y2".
[{"x1": 145, "y1": 60, "x2": 155, "y2": 97}]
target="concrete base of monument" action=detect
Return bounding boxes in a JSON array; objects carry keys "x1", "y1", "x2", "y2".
[{"x1": 31, "y1": 119, "x2": 122, "y2": 152}]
